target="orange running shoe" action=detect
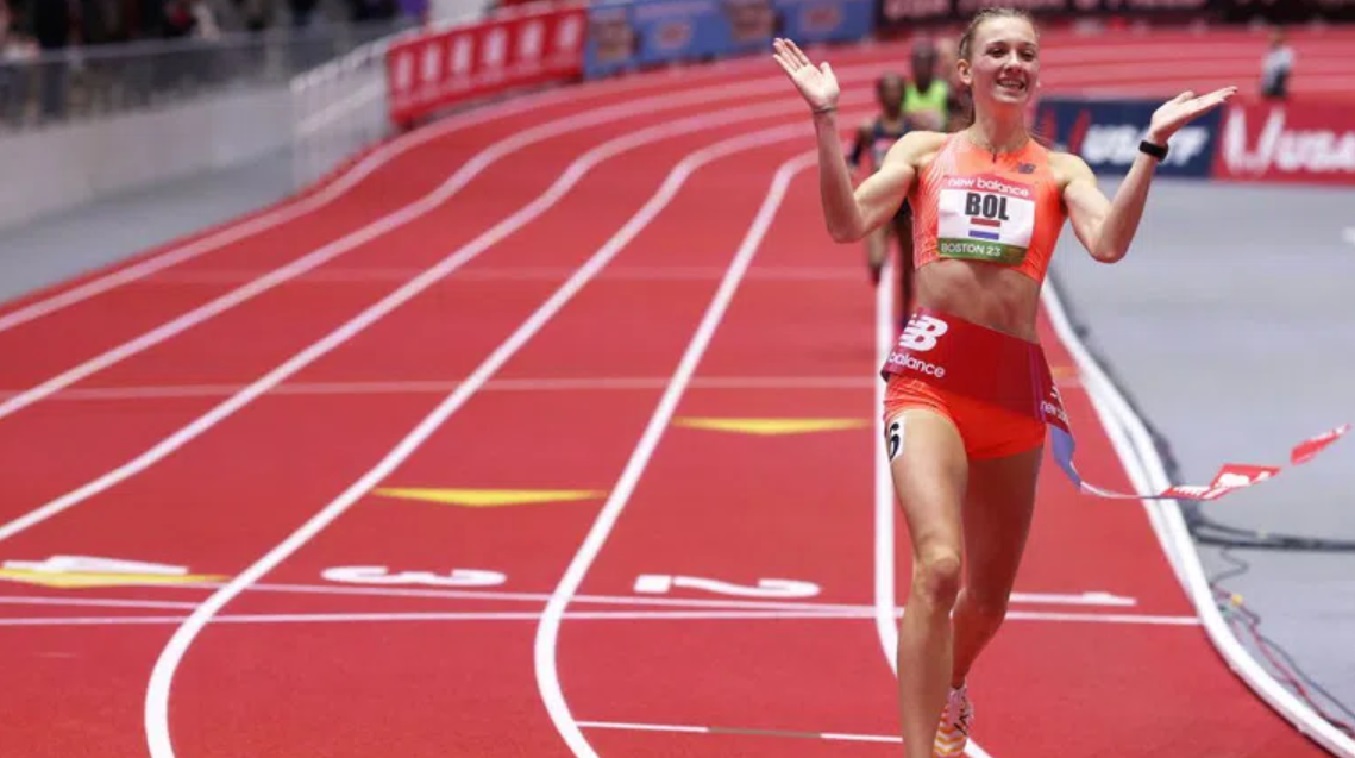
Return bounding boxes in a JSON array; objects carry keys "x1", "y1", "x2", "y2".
[{"x1": 934, "y1": 683, "x2": 973, "y2": 757}]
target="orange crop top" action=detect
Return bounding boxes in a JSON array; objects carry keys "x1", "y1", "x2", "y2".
[{"x1": 909, "y1": 132, "x2": 1067, "y2": 283}]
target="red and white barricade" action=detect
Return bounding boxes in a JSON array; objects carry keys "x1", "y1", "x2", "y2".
[{"x1": 386, "y1": 1, "x2": 587, "y2": 129}]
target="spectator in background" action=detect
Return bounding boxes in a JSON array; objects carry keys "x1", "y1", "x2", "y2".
[
  {"x1": 162, "y1": 0, "x2": 197, "y2": 36},
  {"x1": 350, "y1": 0, "x2": 397, "y2": 22},
  {"x1": 31, "y1": 0, "x2": 77, "y2": 118},
  {"x1": 1, "y1": 0, "x2": 37, "y2": 124},
  {"x1": 290, "y1": 0, "x2": 318, "y2": 27},
  {"x1": 162, "y1": 0, "x2": 219, "y2": 38},
  {"x1": 1260, "y1": 27, "x2": 1293, "y2": 100},
  {"x1": 235, "y1": 0, "x2": 273, "y2": 32},
  {"x1": 901, "y1": 38, "x2": 949, "y2": 132},
  {"x1": 396, "y1": 0, "x2": 426, "y2": 24},
  {"x1": 934, "y1": 35, "x2": 970, "y2": 132},
  {"x1": 0, "y1": 3, "x2": 10, "y2": 64},
  {"x1": 145, "y1": 0, "x2": 213, "y2": 105}
]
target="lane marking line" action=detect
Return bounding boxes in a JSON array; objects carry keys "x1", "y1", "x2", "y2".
[
  {"x1": 0, "y1": 595, "x2": 200, "y2": 610},
  {"x1": 0, "y1": 46, "x2": 788, "y2": 335},
  {"x1": 0, "y1": 98, "x2": 866, "y2": 548},
  {"x1": 532, "y1": 152, "x2": 819, "y2": 758},
  {"x1": 28, "y1": 579, "x2": 1136, "y2": 612},
  {"x1": 140, "y1": 122, "x2": 850, "y2": 758},
  {"x1": 0, "y1": 375, "x2": 877, "y2": 401},
  {"x1": 0, "y1": 75, "x2": 882, "y2": 426},
  {"x1": 138, "y1": 265, "x2": 866, "y2": 284},
  {"x1": 579, "y1": 718, "x2": 900, "y2": 744},
  {"x1": 0, "y1": 609, "x2": 1201, "y2": 628}
]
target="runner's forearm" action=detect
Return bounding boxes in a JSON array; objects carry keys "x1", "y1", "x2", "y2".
[
  {"x1": 1094, "y1": 151, "x2": 1160, "y2": 262},
  {"x1": 813, "y1": 110, "x2": 863, "y2": 242}
]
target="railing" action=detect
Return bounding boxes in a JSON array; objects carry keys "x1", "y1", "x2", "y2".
[
  {"x1": 289, "y1": 35, "x2": 397, "y2": 189},
  {"x1": 288, "y1": 0, "x2": 586, "y2": 188},
  {"x1": 0, "y1": 18, "x2": 414, "y2": 131}
]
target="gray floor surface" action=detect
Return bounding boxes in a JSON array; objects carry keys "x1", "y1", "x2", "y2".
[
  {"x1": 0, "y1": 146, "x2": 299, "y2": 306},
  {"x1": 1049, "y1": 175, "x2": 1355, "y2": 733}
]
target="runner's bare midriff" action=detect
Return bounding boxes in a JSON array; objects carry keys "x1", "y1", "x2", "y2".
[{"x1": 914, "y1": 261, "x2": 1042, "y2": 342}]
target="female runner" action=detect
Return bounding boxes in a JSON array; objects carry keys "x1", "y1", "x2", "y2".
[
  {"x1": 772, "y1": 9, "x2": 1235, "y2": 756},
  {"x1": 847, "y1": 73, "x2": 914, "y2": 295}
]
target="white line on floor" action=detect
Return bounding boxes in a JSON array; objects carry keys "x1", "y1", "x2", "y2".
[{"x1": 0, "y1": 607, "x2": 1199, "y2": 627}]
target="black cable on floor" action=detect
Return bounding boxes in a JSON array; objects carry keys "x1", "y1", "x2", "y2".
[
  {"x1": 1046, "y1": 271, "x2": 1355, "y2": 737},
  {"x1": 1210, "y1": 547, "x2": 1355, "y2": 736}
]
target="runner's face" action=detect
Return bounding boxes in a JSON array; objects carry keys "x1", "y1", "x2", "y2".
[
  {"x1": 911, "y1": 53, "x2": 935, "y2": 85},
  {"x1": 879, "y1": 79, "x2": 905, "y2": 113},
  {"x1": 962, "y1": 16, "x2": 1039, "y2": 109}
]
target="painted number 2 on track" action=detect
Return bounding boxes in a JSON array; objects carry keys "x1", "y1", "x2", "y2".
[
  {"x1": 320, "y1": 565, "x2": 821, "y2": 599},
  {"x1": 633, "y1": 574, "x2": 820, "y2": 599}
]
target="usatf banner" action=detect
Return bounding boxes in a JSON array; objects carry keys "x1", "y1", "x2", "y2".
[
  {"x1": 1032, "y1": 97, "x2": 1222, "y2": 179},
  {"x1": 584, "y1": 0, "x2": 874, "y2": 79},
  {"x1": 1213, "y1": 97, "x2": 1355, "y2": 186}
]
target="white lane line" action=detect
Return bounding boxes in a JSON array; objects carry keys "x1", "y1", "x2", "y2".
[
  {"x1": 0, "y1": 375, "x2": 875, "y2": 401},
  {"x1": 873, "y1": 241, "x2": 898, "y2": 672},
  {"x1": 10, "y1": 370, "x2": 1082, "y2": 401},
  {"x1": 0, "y1": 76, "x2": 880, "y2": 426},
  {"x1": 138, "y1": 265, "x2": 866, "y2": 284},
  {"x1": 0, "y1": 595, "x2": 200, "y2": 610},
  {"x1": 0, "y1": 44, "x2": 776, "y2": 336},
  {"x1": 0, "y1": 98, "x2": 863, "y2": 550},
  {"x1": 140, "y1": 122, "x2": 841, "y2": 758},
  {"x1": 0, "y1": 609, "x2": 1200, "y2": 628},
  {"x1": 579, "y1": 718, "x2": 902, "y2": 744},
  {"x1": 5, "y1": 610, "x2": 871, "y2": 626},
  {"x1": 581, "y1": 720, "x2": 709, "y2": 736},
  {"x1": 36, "y1": 578, "x2": 1134, "y2": 611},
  {"x1": 533, "y1": 152, "x2": 818, "y2": 758}
]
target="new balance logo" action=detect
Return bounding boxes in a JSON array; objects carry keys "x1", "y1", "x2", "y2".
[
  {"x1": 886, "y1": 352, "x2": 947, "y2": 377},
  {"x1": 898, "y1": 314, "x2": 948, "y2": 351},
  {"x1": 900, "y1": 354, "x2": 946, "y2": 377}
]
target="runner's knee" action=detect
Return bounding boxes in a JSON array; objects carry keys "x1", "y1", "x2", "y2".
[
  {"x1": 959, "y1": 588, "x2": 1009, "y2": 630},
  {"x1": 911, "y1": 548, "x2": 962, "y2": 609}
]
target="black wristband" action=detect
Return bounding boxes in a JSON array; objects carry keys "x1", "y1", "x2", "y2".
[{"x1": 1139, "y1": 140, "x2": 1168, "y2": 160}]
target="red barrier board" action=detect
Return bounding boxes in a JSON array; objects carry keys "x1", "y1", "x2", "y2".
[
  {"x1": 1213, "y1": 97, "x2": 1355, "y2": 185},
  {"x1": 386, "y1": 1, "x2": 587, "y2": 129}
]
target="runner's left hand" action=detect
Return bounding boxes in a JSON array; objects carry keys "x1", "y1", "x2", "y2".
[{"x1": 1146, "y1": 86, "x2": 1237, "y2": 143}]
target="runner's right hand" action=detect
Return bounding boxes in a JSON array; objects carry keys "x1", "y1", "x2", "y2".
[{"x1": 771, "y1": 38, "x2": 839, "y2": 113}]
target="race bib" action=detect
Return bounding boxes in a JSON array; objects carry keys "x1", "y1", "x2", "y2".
[{"x1": 935, "y1": 174, "x2": 1035, "y2": 265}]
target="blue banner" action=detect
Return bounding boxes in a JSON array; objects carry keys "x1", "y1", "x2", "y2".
[
  {"x1": 772, "y1": 0, "x2": 875, "y2": 45},
  {"x1": 583, "y1": 0, "x2": 873, "y2": 79},
  {"x1": 1032, "y1": 97, "x2": 1223, "y2": 179}
]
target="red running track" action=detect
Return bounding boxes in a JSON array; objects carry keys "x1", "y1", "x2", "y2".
[{"x1": 0, "y1": 35, "x2": 1347, "y2": 758}]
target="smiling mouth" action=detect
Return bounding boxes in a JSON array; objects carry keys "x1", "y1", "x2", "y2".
[{"x1": 996, "y1": 78, "x2": 1026, "y2": 93}]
